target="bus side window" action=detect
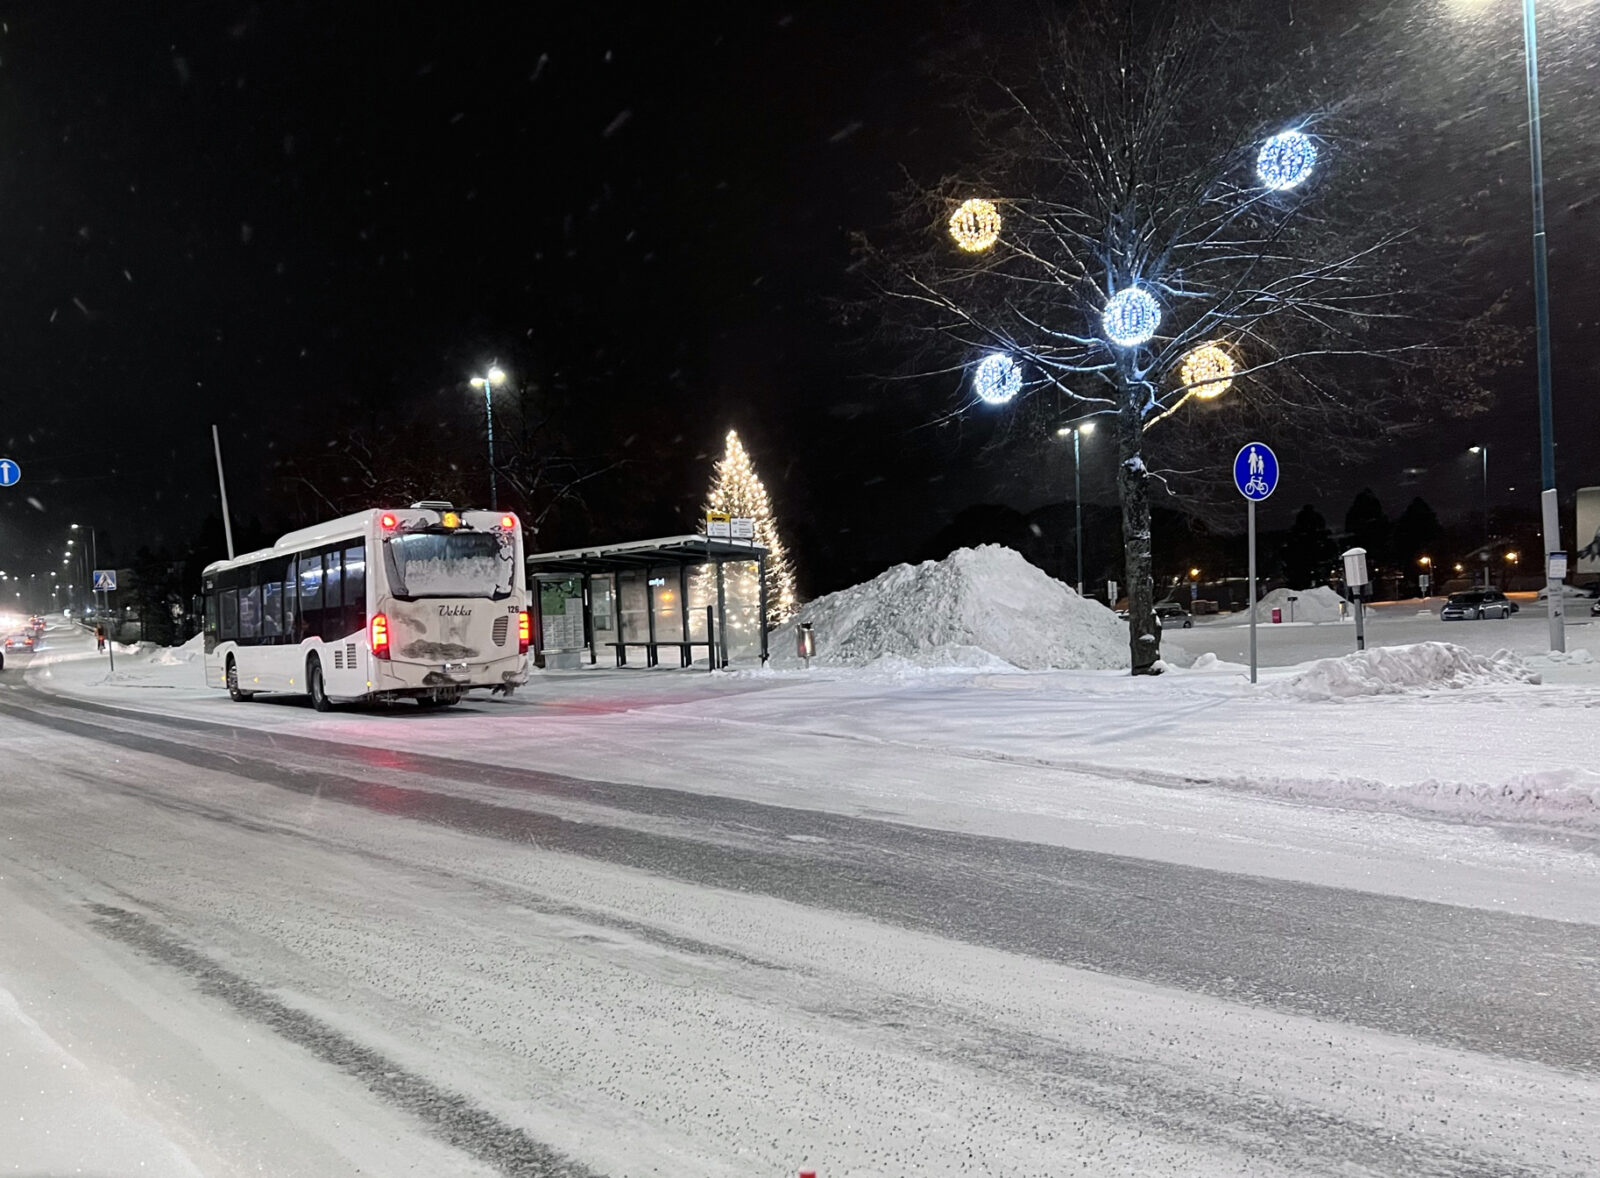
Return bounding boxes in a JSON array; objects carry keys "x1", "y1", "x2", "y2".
[
  {"x1": 261, "y1": 555, "x2": 287, "y2": 643},
  {"x1": 239, "y1": 565, "x2": 263, "y2": 646},
  {"x1": 322, "y1": 548, "x2": 344, "y2": 640},
  {"x1": 298, "y1": 553, "x2": 324, "y2": 640},
  {"x1": 283, "y1": 556, "x2": 298, "y2": 640},
  {"x1": 221, "y1": 587, "x2": 239, "y2": 643},
  {"x1": 344, "y1": 543, "x2": 367, "y2": 635}
]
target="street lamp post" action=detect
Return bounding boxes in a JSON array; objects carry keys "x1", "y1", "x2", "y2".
[
  {"x1": 1469, "y1": 445, "x2": 1488, "y2": 587},
  {"x1": 1057, "y1": 421, "x2": 1097, "y2": 595},
  {"x1": 72, "y1": 524, "x2": 99, "y2": 617},
  {"x1": 1521, "y1": 0, "x2": 1564, "y2": 650},
  {"x1": 469, "y1": 365, "x2": 509, "y2": 511}
]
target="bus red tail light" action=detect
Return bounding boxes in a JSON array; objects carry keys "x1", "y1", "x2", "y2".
[
  {"x1": 379, "y1": 513, "x2": 398, "y2": 530},
  {"x1": 500, "y1": 513, "x2": 516, "y2": 530},
  {"x1": 370, "y1": 612, "x2": 391, "y2": 659},
  {"x1": 517, "y1": 610, "x2": 531, "y2": 654}
]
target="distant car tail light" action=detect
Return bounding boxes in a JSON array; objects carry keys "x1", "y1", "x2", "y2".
[
  {"x1": 370, "y1": 612, "x2": 391, "y2": 659},
  {"x1": 517, "y1": 610, "x2": 531, "y2": 655}
]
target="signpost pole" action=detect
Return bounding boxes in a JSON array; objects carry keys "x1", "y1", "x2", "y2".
[
  {"x1": 1248, "y1": 498, "x2": 1258, "y2": 685},
  {"x1": 1233, "y1": 442, "x2": 1278, "y2": 687}
]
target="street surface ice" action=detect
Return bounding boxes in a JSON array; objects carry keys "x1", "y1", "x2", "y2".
[{"x1": 3, "y1": 611, "x2": 1599, "y2": 1175}]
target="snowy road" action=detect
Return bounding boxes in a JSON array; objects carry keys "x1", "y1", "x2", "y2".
[{"x1": 3, "y1": 662, "x2": 1599, "y2": 1175}]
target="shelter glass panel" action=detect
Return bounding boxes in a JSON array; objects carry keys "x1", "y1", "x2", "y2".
[
  {"x1": 650, "y1": 567, "x2": 684, "y2": 644},
  {"x1": 617, "y1": 571, "x2": 649, "y2": 643}
]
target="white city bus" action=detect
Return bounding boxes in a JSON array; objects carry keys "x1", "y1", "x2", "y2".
[{"x1": 202, "y1": 503, "x2": 529, "y2": 710}]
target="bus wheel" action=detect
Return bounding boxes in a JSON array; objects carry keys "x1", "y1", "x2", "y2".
[
  {"x1": 226, "y1": 657, "x2": 254, "y2": 702},
  {"x1": 307, "y1": 658, "x2": 333, "y2": 713}
]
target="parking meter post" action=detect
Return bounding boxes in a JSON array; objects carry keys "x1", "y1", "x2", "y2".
[
  {"x1": 1248, "y1": 498, "x2": 1258, "y2": 684},
  {"x1": 1542, "y1": 487, "x2": 1566, "y2": 652},
  {"x1": 1341, "y1": 548, "x2": 1371, "y2": 654}
]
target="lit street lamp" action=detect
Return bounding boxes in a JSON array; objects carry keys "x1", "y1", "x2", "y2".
[
  {"x1": 1468, "y1": 445, "x2": 1489, "y2": 586},
  {"x1": 1056, "y1": 421, "x2": 1097, "y2": 595},
  {"x1": 468, "y1": 365, "x2": 509, "y2": 510}
]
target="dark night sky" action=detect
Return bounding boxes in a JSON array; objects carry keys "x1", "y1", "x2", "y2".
[{"x1": 1, "y1": 1, "x2": 1597, "y2": 603}]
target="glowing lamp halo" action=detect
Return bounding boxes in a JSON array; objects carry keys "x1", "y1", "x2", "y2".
[
  {"x1": 948, "y1": 198, "x2": 1002, "y2": 252},
  {"x1": 1179, "y1": 343, "x2": 1236, "y2": 399},
  {"x1": 1101, "y1": 286, "x2": 1162, "y2": 348},
  {"x1": 973, "y1": 352, "x2": 1023, "y2": 405},
  {"x1": 1257, "y1": 130, "x2": 1317, "y2": 191}
]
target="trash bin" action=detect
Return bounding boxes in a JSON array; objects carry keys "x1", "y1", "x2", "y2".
[
  {"x1": 797, "y1": 622, "x2": 815, "y2": 666},
  {"x1": 1271, "y1": 608, "x2": 1282, "y2": 624}
]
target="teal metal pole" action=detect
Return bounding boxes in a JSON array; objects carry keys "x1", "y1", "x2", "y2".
[{"x1": 1522, "y1": 0, "x2": 1565, "y2": 651}]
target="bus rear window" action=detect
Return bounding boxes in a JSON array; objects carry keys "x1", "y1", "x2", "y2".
[{"x1": 382, "y1": 531, "x2": 514, "y2": 600}]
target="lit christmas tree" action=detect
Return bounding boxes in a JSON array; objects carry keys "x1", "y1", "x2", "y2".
[{"x1": 705, "y1": 429, "x2": 797, "y2": 625}]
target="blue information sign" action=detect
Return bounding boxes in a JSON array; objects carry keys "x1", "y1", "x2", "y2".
[
  {"x1": 1233, "y1": 442, "x2": 1279, "y2": 501},
  {"x1": 93, "y1": 569, "x2": 118, "y2": 592},
  {"x1": 0, "y1": 458, "x2": 19, "y2": 487}
]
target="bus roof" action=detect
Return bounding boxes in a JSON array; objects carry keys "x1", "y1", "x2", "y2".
[
  {"x1": 201, "y1": 511, "x2": 376, "y2": 576},
  {"x1": 202, "y1": 506, "x2": 511, "y2": 576}
]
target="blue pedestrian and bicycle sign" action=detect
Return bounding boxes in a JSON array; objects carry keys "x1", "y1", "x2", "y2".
[
  {"x1": 93, "y1": 569, "x2": 118, "y2": 591},
  {"x1": 0, "y1": 457, "x2": 20, "y2": 487},
  {"x1": 1233, "y1": 442, "x2": 1279, "y2": 501}
]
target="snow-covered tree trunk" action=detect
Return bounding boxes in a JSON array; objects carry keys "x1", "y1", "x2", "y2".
[{"x1": 1115, "y1": 397, "x2": 1161, "y2": 675}]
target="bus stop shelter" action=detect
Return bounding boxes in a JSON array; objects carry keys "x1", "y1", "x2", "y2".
[{"x1": 527, "y1": 535, "x2": 769, "y2": 669}]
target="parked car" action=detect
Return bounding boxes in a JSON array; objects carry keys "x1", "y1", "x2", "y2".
[
  {"x1": 1115, "y1": 601, "x2": 1195, "y2": 628},
  {"x1": 4, "y1": 632, "x2": 37, "y2": 653},
  {"x1": 1154, "y1": 600, "x2": 1194, "y2": 628},
  {"x1": 1440, "y1": 589, "x2": 1518, "y2": 621},
  {"x1": 1592, "y1": 598, "x2": 1600, "y2": 617}
]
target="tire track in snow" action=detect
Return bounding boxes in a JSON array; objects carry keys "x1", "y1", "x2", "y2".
[{"x1": 88, "y1": 903, "x2": 599, "y2": 1178}]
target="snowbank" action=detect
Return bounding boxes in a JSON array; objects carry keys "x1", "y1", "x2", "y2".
[
  {"x1": 1268, "y1": 642, "x2": 1539, "y2": 700},
  {"x1": 769, "y1": 546, "x2": 1131, "y2": 671},
  {"x1": 150, "y1": 633, "x2": 204, "y2": 666},
  {"x1": 1252, "y1": 585, "x2": 1346, "y2": 623}
]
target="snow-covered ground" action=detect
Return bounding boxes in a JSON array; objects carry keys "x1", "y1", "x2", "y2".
[{"x1": 6, "y1": 610, "x2": 1600, "y2": 1175}]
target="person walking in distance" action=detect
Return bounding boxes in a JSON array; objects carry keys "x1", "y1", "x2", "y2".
[{"x1": 95, "y1": 624, "x2": 106, "y2": 652}]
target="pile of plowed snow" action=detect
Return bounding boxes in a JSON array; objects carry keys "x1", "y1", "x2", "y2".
[
  {"x1": 768, "y1": 545, "x2": 1132, "y2": 671},
  {"x1": 1252, "y1": 584, "x2": 1346, "y2": 623},
  {"x1": 1269, "y1": 642, "x2": 1539, "y2": 700}
]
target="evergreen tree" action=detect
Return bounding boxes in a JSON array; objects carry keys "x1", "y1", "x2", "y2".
[
  {"x1": 1281, "y1": 505, "x2": 1335, "y2": 590},
  {"x1": 1344, "y1": 489, "x2": 1392, "y2": 569},
  {"x1": 705, "y1": 430, "x2": 797, "y2": 625},
  {"x1": 1391, "y1": 497, "x2": 1443, "y2": 571}
]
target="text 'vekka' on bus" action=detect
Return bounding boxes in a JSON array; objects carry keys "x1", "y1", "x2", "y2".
[{"x1": 201, "y1": 504, "x2": 529, "y2": 711}]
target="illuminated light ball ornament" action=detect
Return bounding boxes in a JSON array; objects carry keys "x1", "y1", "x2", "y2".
[
  {"x1": 1179, "y1": 343, "x2": 1236, "y2": 399},
  {"x1": 948, "y1": 198, "x2": 1002, "y2": 252},
  {"x1": 1257, "y1": 130, "x2": 1318, "y2": 191},
  {"x1": 973, "y1": 352, "x2": 1023, "y2": 404},
  {"x1": 1101, "y1": 286, "x2": 1161, "y2": 348}
]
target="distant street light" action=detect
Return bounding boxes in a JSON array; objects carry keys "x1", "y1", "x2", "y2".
[
  {"x1": 1056, "y1": 420, "x2": 1097, "y2": 595},
  {"x1": 468, "y1": 365, "x2": 510, "y2": 510}
]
